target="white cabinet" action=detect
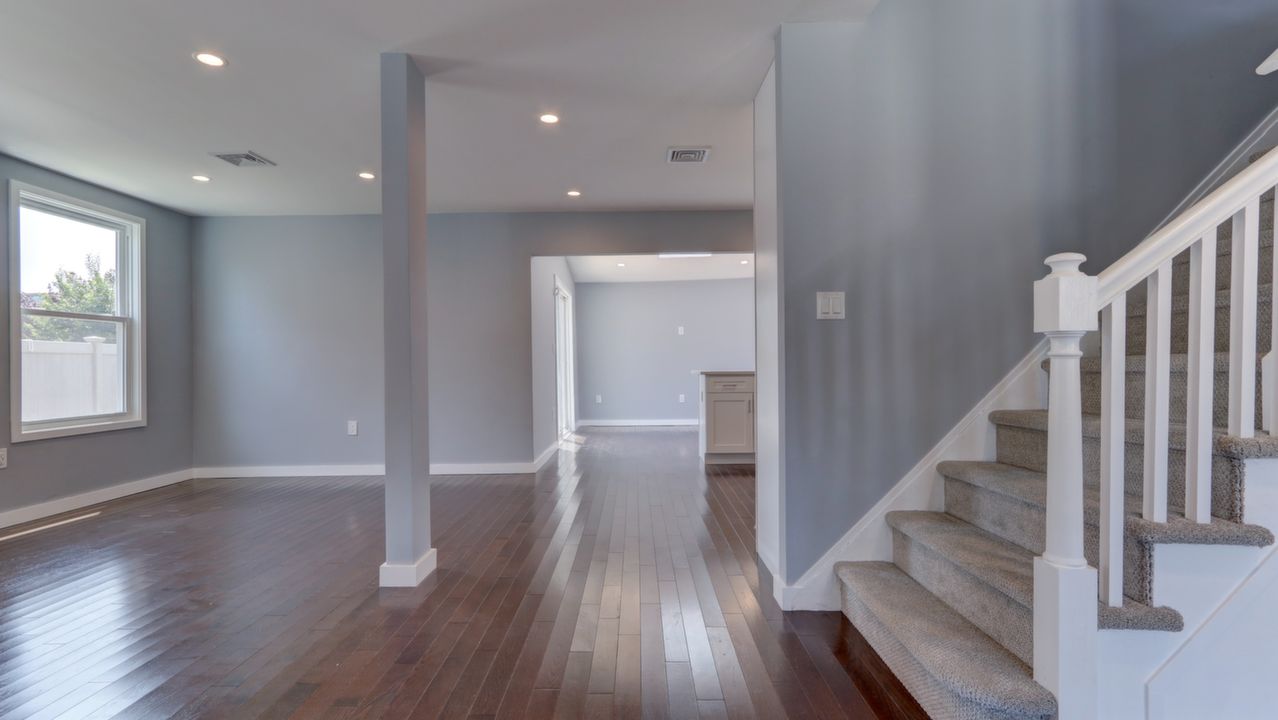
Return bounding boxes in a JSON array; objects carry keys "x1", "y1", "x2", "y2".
[{"x1": 699, "y1": 372, "x2": 755, "y2": 464}]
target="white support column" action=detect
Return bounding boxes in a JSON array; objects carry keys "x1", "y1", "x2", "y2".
[
  {"x1": 1032, "y1": 253, "x2": 1098, "y2": 719},
  {"x1": 380, "y1": 53, "x2": 436, "y2": 587}
]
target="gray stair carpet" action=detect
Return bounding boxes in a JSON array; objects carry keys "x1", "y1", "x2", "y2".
[
  {"x1": 836, "y1": 562, "x2": 1057, "y2": 720},
  {"x1": 835, "y1": 151, "x2": 1278, "y2": 719}
]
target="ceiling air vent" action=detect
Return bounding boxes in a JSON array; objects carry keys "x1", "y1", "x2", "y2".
[
  {"x1": 667, "y1": 147, "x2": 710, "y2": 164},
  {"x1": 210, "y1": 150, "x2": 278, "y2": 168}
]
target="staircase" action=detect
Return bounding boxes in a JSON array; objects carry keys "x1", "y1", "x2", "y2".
[{"x1": 835, "y1": 150, "x2": 1278, "y2": 719}]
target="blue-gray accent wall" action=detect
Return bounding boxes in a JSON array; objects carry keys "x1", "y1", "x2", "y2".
[
  {"x1": 0, "y1": 154, "x2": 194, "y2": 513},
  {"x1": 774, "y1": 2, "x2": 1278, "y2": 583}
]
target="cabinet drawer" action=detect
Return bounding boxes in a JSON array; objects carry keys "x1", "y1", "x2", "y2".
[{"x1": 707, "y1": 376, "x2": 754, "y2": 393}]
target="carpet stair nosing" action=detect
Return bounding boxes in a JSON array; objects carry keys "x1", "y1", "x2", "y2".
[
  {"x1": 989, "y1": 408, "x2": 1278, "y2": 461},
  {"x1": 887, "y1": 510, "x2": 1184, "y2": 637},
  {"x1": 937, "y1": 460, "x2": 1274, "y2": 550},
  {"x1": 836, "y1": 561, "x2": 1057, "y2": 719}
]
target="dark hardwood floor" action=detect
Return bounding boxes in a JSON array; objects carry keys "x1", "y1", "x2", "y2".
[{"x1": 0, "y1": 428, "x2": 925, "y2": 719}]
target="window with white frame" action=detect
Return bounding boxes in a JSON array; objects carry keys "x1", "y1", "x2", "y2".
[{"x1": 9, "y1": 182, "x2": 146, "y2": 442}]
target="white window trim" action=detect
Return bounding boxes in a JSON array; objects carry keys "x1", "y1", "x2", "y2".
[{"x1": 8, "y1": 181, "x2": 147, "y2": 442}]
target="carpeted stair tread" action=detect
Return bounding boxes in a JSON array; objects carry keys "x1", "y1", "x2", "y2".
[
  {"x1": 886, "y1": 510, "x2": 1183, "y2": 632},
  {"x1": 989, "y1": 408, "x2": 1278, "y2": 460},
  {"x1": 937, "y1": 460, "x2": 1273, "y2": 549},
  {"x1": 1078, "y1": 352, "x2": 1247, "y2": 375},
  {"x1": 835, "y1": 561, "x2": 1057, "y2": 719}
]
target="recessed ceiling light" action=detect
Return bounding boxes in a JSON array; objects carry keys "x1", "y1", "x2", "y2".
[
  {"x1": 566, "y1": 190, "x2": 582, "y2": 197},
  {"x1": 540, "y1": 113, "x2": 560, "y2": 124},
  {"x1": 194, "y1": 52, "x2": 226, "y2": 68},
  {"x1": 741, "y1": 259, "x2": 750, "y2": 265},
  {"x1": 658, "y1": 252, "x2": 712, "y2": 259},
  {"x1": 358, "y1": 171, "x2": 376, "y2": 180},
  {"x1": 192, "y1": 175, "x2": 211, "y2": 183},
  {"x1": 617, "y1": 262, "x2": 626, "y2": 267}
]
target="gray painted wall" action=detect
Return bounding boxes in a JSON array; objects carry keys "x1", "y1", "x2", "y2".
[
  {"x1": 191, "y1": 211, "x2": 751, "y2": 468},
  {"x1": 576, "y1": 279, "x2": 754, "y2": 423},
  {"x1": 0, "y1": 153, "x2": 193, "y2": 513},
  {"x1": 530, "y1": 256, "x2": 576, "y2": 455},
  {"x1": 192, "y1": 215, "x2": 385, "y2": 468},
  {"x1": 775, "y1": 3, "x2": 1278, "y2": 582}
]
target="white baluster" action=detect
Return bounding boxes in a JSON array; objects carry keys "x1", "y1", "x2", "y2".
[
  {"x1": 1099, "y1": 297, "x2": 1125, "y2": 606},
  {"x1": 1143, "y1": 262, "x2": 1172, "y2": 523},
  {"x1": 1032, "y1": 253, "x2": 1098, "y2": 719},
  {"x1": 1186, "y1": 234, "x2": 1217, "y2": 523},
  {"x1": 1267, "y1": 188, "x2": 1278, "y2": 434},
  {"x1": 1229, "y1": 198, "x2": 1260, "y2": 438}
]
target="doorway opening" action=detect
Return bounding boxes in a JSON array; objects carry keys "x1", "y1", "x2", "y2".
[{"x1": 530, "y1": 252, "x2": 756, "y2": 462}]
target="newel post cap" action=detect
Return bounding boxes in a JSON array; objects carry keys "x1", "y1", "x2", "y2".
[{"x1": 1034, "y1": 253, "x2": 1098, "y2": 334}]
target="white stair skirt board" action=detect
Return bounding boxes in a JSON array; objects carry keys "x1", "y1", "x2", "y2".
[
  {"x1": 429, "y1": 441, "x2": 559, "y2": 476},
  {"x1": 1094, "y1": 457, "x2": 1278, "y2": 719},
  {"x1": 379, "y1": 547, "x2": 438, "y2": 588},
  {"x1": 0, "y1": 468, "x2": 193, "y2": 531},
  {"x1": 577, "y1": 419, "x2": 699, "y2": 427},
  {"x1": 775, "y1": 339, "x2": 1049, "y2": 611},
  {"x1": 192, "y1": 464, "x2": 386, "y2": 479}
]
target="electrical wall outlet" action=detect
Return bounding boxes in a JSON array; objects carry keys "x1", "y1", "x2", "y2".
[
  {"x1": 0, "y1": 448, "x2": 7, "y2": 469},
  {"x1": 347, "y1": 420, "x2": 359, "y2": 436},
  {"x1": 678, "y1": 394, "x2": 686, "y2": 403},
  {"x1": 595, "y1": 394, "x2": 603, "y2": 404},
  {"x1": 678, "y1": 326, "x2": 685, "y2": 335}
]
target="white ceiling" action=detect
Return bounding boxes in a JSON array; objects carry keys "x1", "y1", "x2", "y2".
[
  {"x1": 0, "y1": 0, "x2": 877, "y2": 217},
  {"x1": 566, "y1": 253, "x2": 754, "y2": 283}
]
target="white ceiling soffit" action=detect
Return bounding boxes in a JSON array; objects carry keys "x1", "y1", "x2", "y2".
[
  {"x1": 0, "y1": 0, "x2": 878, "y2": 217},
  {"x1": 565, "y1": 253, "x2": 755, "y2": 283}
]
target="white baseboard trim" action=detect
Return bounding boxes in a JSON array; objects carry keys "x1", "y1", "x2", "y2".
[
  {"x1": 430, "y1": 443, "x2": 559, "y2": 476},
  {"x1": 577, "y1": 419, "x2": 699, "y2": 427},
  {"x1": 0, "y1": 468, "x2": 193, "y2": 531},
  {"x1": 532, "y1": 442, "x2": 559, "y2": 471},
  {"x1": 192, "y1": 464, "x2": 385, "y2": 479},
  {"x1": 775, "y1": 339, "x2": 1049, "y2": 610},
  {"x1": 379, "y1": 547, "x2": 438, "y2": 587}
]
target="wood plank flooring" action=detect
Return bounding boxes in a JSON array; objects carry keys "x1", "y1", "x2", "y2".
[{"x1": 0, "y1": 428, "x2": 925, "y2": 719}]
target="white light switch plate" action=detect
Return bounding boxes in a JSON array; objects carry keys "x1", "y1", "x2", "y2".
[
  {"x1": 679, "y1": 394, "x2": 686, "y2": 403},
  {"x1": 816, "y1": 291, "x2": 846, "y2": 320},
  {"x1": 595, "y1": 394, "x2": 603, "y2": 404},
  {"x1": 347, "y1": 420, "x2": 358, "y2": 436}
]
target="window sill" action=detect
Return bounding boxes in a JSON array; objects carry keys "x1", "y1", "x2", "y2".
[{"x1": 13, "y1": 416, "x2": 147, "y2": 443}]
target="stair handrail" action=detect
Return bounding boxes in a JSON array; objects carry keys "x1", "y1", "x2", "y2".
[
  {"x1": 1034, "y1": 146, "x2": 1278, "y2": 720},
  {"x1": 1097, "y1": 148, "x2": 1278, "y2": 305}
]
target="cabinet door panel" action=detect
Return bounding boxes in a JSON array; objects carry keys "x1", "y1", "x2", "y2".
[{"x1": 705, "y1": 392, "x2": 755, "y2": 453}]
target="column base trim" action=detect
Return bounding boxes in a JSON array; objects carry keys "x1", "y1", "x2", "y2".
[{"x1": 379, "y1": 548, "x2": 438, "y2": 587}]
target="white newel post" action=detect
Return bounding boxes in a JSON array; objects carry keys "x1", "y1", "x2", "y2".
[{"x1": 1032, "y1": 253, "x2": 1098, "y2": 718}]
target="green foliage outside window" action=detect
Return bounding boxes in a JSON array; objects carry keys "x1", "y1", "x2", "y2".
[{"x1": 21, "y1": 254, "x2": 118, "y2": 342}]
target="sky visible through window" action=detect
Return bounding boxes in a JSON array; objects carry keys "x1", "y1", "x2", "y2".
[{"x1": 19, "y1": 207, "x2": 117, "y2": 295}]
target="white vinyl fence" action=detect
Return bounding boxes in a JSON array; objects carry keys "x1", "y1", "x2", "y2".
[{"x1": 21, "y1": 337, "x2": 122, "y2": 422}]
